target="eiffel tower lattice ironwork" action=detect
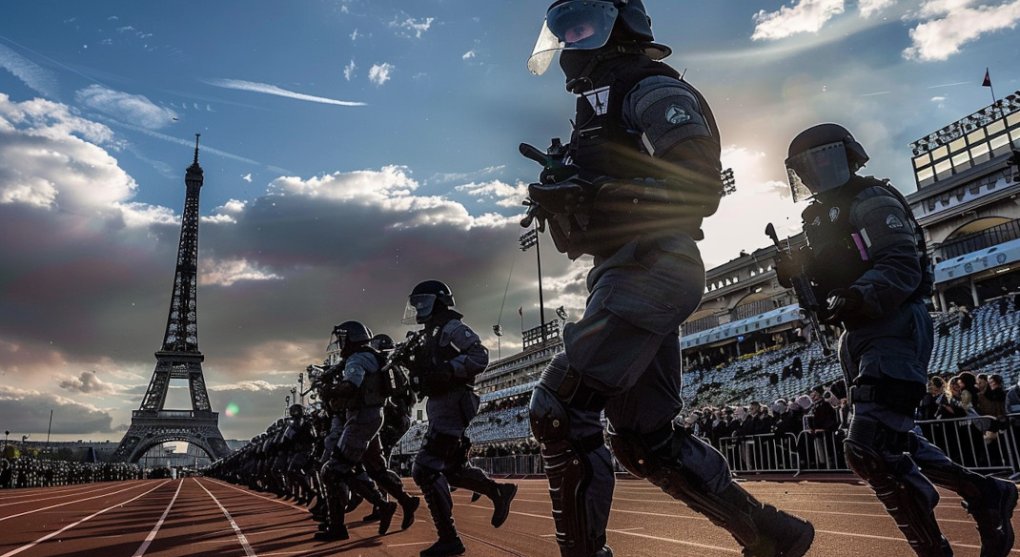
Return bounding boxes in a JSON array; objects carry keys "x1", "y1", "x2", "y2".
[{"x1": 112, "y1": 135, "x2": 230, "y2": 463}]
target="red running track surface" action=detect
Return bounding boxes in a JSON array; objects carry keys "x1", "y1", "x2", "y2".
[{"x1": 0, "y1": 477, "x2": 1016, "y2": 556}]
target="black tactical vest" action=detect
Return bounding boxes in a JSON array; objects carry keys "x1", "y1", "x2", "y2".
[{"x1": 803, "y1": 176, "x2": 932, "y2": 301}]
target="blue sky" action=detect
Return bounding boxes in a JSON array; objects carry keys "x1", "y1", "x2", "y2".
[{"x1": 1, "y1": 0, "x2": 1019, "y2": 443}]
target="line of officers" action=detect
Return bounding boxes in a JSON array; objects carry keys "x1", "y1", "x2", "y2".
[{"x1": 207, "y1": 279, "x2": 517, "y2": 557}]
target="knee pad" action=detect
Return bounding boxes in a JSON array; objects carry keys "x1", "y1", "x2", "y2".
[
  {"x1": 530, "y1": 383, "x2": 571, "y2": 446},
  {"x1": 844, "y1": 419, "x2": 945, "y2": 555},
  {"x1": 412, "y1": 462, "x2": 441, "y2": 489},
  {"x1": 321, "y1": 455, "x2": 357, "y2": 483}
]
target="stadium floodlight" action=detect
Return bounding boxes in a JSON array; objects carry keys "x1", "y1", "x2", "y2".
[
  {"x1": 519, "y1": 229, "x2": 538, "y2": 251},
  {"x1": 721, "y1": 167, "x2": 736, "y2": 197}
]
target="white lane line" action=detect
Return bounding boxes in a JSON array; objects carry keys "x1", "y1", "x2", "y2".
[
  {"x1": 0, "y1": 483, "x2": 102, "y2": 502},
  {"x1": 387, "y1": 541, "x2": 433, "y2": 548},
  {"x1": 0, "y1": 482, "x2": 157, "y2": 523},
  {"x1": 195, "y1": 478, "x2": 257, "y2": 557},
  {"x1": 489, "y1": 506, "x2": 736, "y2": 553},
  {"x1": 205, "y1": 478, "x2": 308, "y2": 513},
  {"x1": 131, "y1": 479, "x2": 184, "y2": 557},
  {"x1": 816, "y1": 529, "x2": 1020, "y2": 553},
  {"x1": 0, "y1": 480, "x2": 170, "y2": 557},
  {"x1": 0, "y1": 483, "x2": 126, "y2": 508}
]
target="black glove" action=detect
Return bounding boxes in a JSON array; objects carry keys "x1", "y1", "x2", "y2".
[
  {"x1": 824, "y1": 288, "x2": 863, "y2": 323},
  {"x1": 528, "y1": 181, "x2": 590, "y2": 214},
  {"x1": 540, "y1": 160, "x2": 580, "y2": 184}
]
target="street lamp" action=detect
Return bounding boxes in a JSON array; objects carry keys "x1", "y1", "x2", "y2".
[{"x1": 3, "y1": 430, "x2": 9, "y2": 454}]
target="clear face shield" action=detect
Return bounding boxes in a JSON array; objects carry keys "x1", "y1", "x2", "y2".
[
  {"x1": 784, "y1": 141, "x2": 851, "y2": 202},
  {"x1": 325, "y1": 329, "x2": 344, "y2": 365},
  {"x1": 402, "y1": 293, "x2": 437, "y2": 325},
  {"x1": 528, "y1": 1, "x2": 619, "y2": 76}
]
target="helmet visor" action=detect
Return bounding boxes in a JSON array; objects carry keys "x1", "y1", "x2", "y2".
[
  {"x1": 402, "y1": 293, "x2": 436, "y2": 325},
  {"x1": 528, "y1": 1, "x2": 619, "y2": 75},
  {"x1": 785, "y1": 142, "x2": 851, "y2": 202}
]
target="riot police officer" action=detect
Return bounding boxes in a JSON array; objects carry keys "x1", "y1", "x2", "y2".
[
  {"x1": 356, "y1": 333, "x2": 421, "y2": 529},
  {"x1": 316, "y1": 320, "x2": 398, "y2": 541},
  {"x1": 405, "y1": 280, "x2": 518, "y2": 557},
  {"x1": 781, "y1": 123, "x2": 1017, "y2": 557},
  {"x1": 282, "y1": 404, "x2": 317, "y2": 505},
  {"x1": 524, "y1": 2, "x2": 815, "y2": 556}
]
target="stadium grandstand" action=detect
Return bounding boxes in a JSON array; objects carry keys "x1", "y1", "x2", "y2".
[{"x1": 392, "y1": 90, "x2": 1020, "y2": 478}]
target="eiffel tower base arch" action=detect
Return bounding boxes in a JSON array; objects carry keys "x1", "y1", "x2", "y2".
[{"x1": 111, "y1": 410, "x2": 231, "y2": 463}]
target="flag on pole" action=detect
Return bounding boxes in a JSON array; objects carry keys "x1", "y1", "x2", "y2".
[
  {"x1": 982, "y1": 68, "x2": 992, "y2": 88},
  {"x1": 518, "y1": 306, "x2": 523, "y2": 317}
]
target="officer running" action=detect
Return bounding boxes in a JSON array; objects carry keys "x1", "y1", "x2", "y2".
[
  {"x1": 523, "y1": 2, "x2": 815, "y2": 556},
  {"x1": 315, "y1": 320, "x2": 398, "y2": 541},
  {"x1": 779, "y1": 123, "x2": 1017, "y2": 557},
  {"x1": 405, "y1": 280, "x2": 518, "y2": 557}
]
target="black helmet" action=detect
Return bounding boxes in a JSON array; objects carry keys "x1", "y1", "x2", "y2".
[
  {"x1": 528, "y1": 0, "x2": 670, "y2": 76},
  {"x1": 332, "y1": 320, "x2": 373, "y2": 355},
  {"x1": 288, "y1": 404, "x2": 304, "y2": 419},
  {"x1": 404, "y1": 280, "x2": 455, "y2": 324},
  {"x1": 785, "y1": 123, "x2": 869, "y2": 201},
  {"x1": 370, "y1": 333, "x2": 395, "y2": 352}
]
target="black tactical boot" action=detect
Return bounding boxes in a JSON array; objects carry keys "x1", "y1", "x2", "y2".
[
  {"x1": 926, "y1": 464, "x2": 1017, "y2": 557},
  {"x1": 362, "y1": 506, "x2": 381, "y2": 523},
  {"x1": 420, "y1": 536, "x2": 466, "y2": 557},
  {"x1": 313, "y1": 524, "x2": 349, "y2": 541},
  {"x1": 377, "y1": 501, "x2": 398, "y2": 536},
  {"x1": 401, "y1": 496, "x2": 421, "y2": 530},
  {"x1": 491, "y1": 483, "x2": 518, "y2": 528},
  {"x1": 739, "y1": 500, "x2": 815, "y2": 557},
  {"x1": 962, "y1": 477, "x2": 1017, "y2": 557}
]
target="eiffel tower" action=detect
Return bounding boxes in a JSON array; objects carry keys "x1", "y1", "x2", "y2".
[{"x1": 112, "y1": 135, "x2": 230, "y2": 463}]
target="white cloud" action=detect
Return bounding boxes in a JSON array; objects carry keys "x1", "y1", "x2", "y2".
[
  {"x1": 242, "y1": 173, "x2": 252, "y2": 183},
  {"x1": 462, "y1": 50, "x2": 477, "y2": 60},
  {"x1": 201, "y1": 258, "x2": 283, "y2": 287},
  {"x1": 205, "y1": 78, "x2": 366, "y2": 107},
  {"x1": 202, "y1": 198, "x2": 247, "y2": 224},
  {"x1": 269, "y1": 165, "x2": 511, "y2": 229},
  {"x1": 390, "y1": 16, "x2": 435, "y2": 39},
  {"x1": 75, "y1": 84, "x2": 177, "y2": 129},
  {"x1": 59, "y1": 370, "x2": 119, "y2": 394},
  {"x1": 0, "y1": 43, "x2": 60, "y2": 98},
  {"x1": 350, "y1": 28, "x2": 360, "y2": 41},
  {"x1": 208, "y1": 380, "x2": 285, "y2": 392},
  {"x1": 903, "y1": 0, "x2": 1020, "y2": 61},
  {"x1": 751, "y1": 0, "x2": 846, "y2": 40},
  {"x1": 456, "y1": 180, "x2": 529, "y2": 208},
  {"x1": 0, "y1": 94, "x2": 144, "y2": 214},
  {"x1": 858, "y1": 0, "x2": 896, "y2": 17},
  {"x1": 368, "y1": 63, "x2": 394, "y2": 86},
  {"x1": 344, "y1": 59, "x2": 356, "y2": 81},
  {"x1": 431, "y1": 165, "x2": 505, "y2": 184}
]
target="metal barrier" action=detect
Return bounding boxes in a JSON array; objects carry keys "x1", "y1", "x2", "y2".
[
  {"x1": 793, "y1": 430, "x2": 848, "y2": 473},
  {"x1": 712, "y1": 414, "x2": 1020, "y2": 476},
  {"x1": 919, "y1": 414, "x2": 1016, "y2": 474},
  {"x1": 470, "y1": 454, "x2": 544, "y2": 476},
  {"x1": 717, "y1": 433, "x2": 801, "y2": 473},
  {"x1": 462, "y1": 413, "x2": 1020, "y2": 478}
]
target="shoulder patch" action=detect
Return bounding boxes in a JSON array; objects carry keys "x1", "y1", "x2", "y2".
[
  {"x1": 885, "y1": 214, "x2": 904, "y2": 230},
  {"x1": 666, "y1": 104, "x2": 691, "y2": 124},
  {"x1": 828, "y1": 207, "x2": 840, "y2": 222}
]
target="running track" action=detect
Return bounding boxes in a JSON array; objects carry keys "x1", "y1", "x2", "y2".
[{"x1": 0, "y1": 477, "x2": 1017, "y2": 556}]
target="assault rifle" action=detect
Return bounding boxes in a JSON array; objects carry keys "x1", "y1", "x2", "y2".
[
  {"x1": 519, "y1": 138, "x2": 579, "y2": 229},
  {"x1": 381, "y1": 330, "x2": 429, "y2": 400},
  {"x1": 765, "y1": 223, "x2": 832, "y2": 356}
]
